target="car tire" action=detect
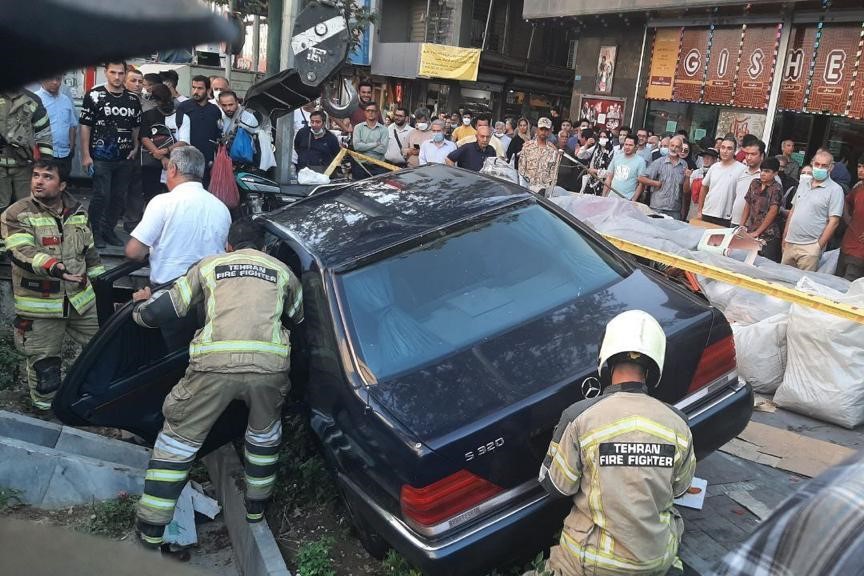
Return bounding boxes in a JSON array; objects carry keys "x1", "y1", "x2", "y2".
[{"x1": 338, "y1": 482, "x2": 390, "y2": 560}]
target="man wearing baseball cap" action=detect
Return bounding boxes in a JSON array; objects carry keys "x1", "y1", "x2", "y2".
[{"x1": 517, "y1": 117, "x2": 562, "y2": 194}]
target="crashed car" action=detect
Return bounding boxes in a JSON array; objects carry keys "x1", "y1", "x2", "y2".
[{"x1": 55, "y1": 164, "x2": 752, "y2": 575}]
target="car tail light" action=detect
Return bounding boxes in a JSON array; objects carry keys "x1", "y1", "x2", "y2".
[
  {"x1": 688, "y1": 334, "x2": 736, "y2": 393},
  {"x1": 400, "y1": 470, "x2": 503, "y2": 528}
]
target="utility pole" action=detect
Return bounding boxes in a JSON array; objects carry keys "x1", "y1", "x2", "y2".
[
  {"x1": 275, "y1": 0, "x2": 300, "y2": 184},
  {"x1": 266, "y1": 0, "x2": 283, "y2": 75}
]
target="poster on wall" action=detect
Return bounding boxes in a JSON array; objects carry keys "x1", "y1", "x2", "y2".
[
  {"x1": 672, "y1": 28, "x2": 709, "y2": 102},
  {"x1": 733, "y1": 24, "x2": 781, "y2": 109},
  {"x1": 348, "y1": 0, "x2": 375, "y2": 65},
  {"x1": 777, "y1": 26, "x2": 818, "y2": 111},
  {"x1": 715, "y1": 108, "x2": 766, "y2": 142},
  {"x1": 805, "y1": 25, "x2": 863, "y2": 115},
  {"x1": 595, "y1": 46, "x2": 617, "y2": 94},
  {"x1": 703, "y1": 27, "x2": 742, "y2": 105},
  {"x1": 577, "y1": 95, "x2": 626, "y2": 132},
  {"x1": 646, "y1": 28, "x2": 679, "y2": 101}
]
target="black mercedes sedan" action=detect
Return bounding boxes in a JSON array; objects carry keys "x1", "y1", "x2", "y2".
[{"x1": 55, "y1": 164, "x2": 752, "y2": 575}]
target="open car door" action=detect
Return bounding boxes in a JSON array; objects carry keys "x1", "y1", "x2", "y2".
[{"x1": 53, "y1": 262, "x2": 247, "y2": 454}]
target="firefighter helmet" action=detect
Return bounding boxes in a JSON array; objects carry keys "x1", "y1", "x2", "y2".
[{"x1": 598, "y1": 310, "x2": 666, "y2": 389}]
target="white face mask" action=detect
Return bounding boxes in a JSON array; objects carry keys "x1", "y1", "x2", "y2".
[
  {"x1": 416, "y1": 122, "x2": 428, "y2": 131},
  {"x1": 462, "y1": 117, "x2": 471, "y2": 125},
  {"x1": 598, "y1": 137, "x2": 609, "y2": 146},
  {"x1": 799, "y1": 173, "x2": 813, "y2": 185},
  {"x1": 213, "y1": 89, "x2": 222, "y2": 101}
]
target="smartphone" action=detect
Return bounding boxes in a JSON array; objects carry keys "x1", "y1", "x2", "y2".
[{"x1": 414, "y1": 144, "x2": 420, "y2": 150}]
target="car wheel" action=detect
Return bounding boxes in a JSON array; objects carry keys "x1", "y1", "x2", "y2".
[{"x1": 338, "y1": 482, "x2": 390, "y2": 560}]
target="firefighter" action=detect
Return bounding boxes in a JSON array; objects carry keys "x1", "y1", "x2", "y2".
[
  {"x1": 0, "y1": 158, "x2": 104, "y2": 410},
  {"x1": 0, "y1": 90, "x2": 54, "y2": 216},
  {"x1": 130, "y1": 218, "x2": 303, "y2": 548},
  {"x1": 531, "y1": 310, "x2": 696, "y2": 576}
]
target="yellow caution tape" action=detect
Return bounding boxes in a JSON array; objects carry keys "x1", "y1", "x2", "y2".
[
  {"x1": 603, "y1": 234, "x2": 864, "y2": 325},
  {"x1": 323, "y1": 147, "x2": 401, "y2": 177}
]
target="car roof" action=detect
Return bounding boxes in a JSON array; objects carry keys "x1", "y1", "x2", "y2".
[{"x1": 263, "y1": 164, "x2": 533, "y2": 268}]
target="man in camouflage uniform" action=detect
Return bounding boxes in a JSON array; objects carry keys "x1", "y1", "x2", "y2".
[
  {"x1": 130, "y1": 218, "x2": 303, "y2": 548},
  {"x1": 1, "y1": 158, "x2": 104, "y2": 410},
  {"x1": 530, "y1": 310, "x2": 696, "y2": 576},
  {"x1": 0, "y1": 90, "x2": 54, "y2": 216}
]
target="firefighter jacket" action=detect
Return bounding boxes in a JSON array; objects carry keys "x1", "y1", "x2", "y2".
[
  {"x1": 1, "y1": 194, "x2": 105, "y2": 318},
  {"x1": 0, "y1": 90, "x2": 53, "y2": 167},
  {"x1": 539, "y1": 381, "x2": 696, "y2": 575},
  {"x1": 133, "y1": 248, "x2": 303, "y2": 374}
]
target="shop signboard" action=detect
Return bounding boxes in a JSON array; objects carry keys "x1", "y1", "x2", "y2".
[
  {"x1": 347, "y1": 0, "x2": 375, "y2": 66},
  {"x1": 576, "y1": 95, "x2": 626, "y2": 132},
  {"x1": 733, "y1": 24, "x2": 781, "y2": 110},
  {"x1": 805, "y1": 25, "x2": 862, "y2": 115},
  {"x1": 778, "y1": 25, "x2": 818, "y2": 111},
  {"x1": 672, "y1": 28, "x2": 709, "y2": 102},
  {"x1": 646, "y1": 28, "x2": 679, "y2": 101},
  {"x1": 703, "y1": 27, "x2": 741, "y2": 105},
  {"x1": 418, "y1": 43, "x2": 482, "y2": 81},
  {"x1": 848, "y1": 37, "x2": 864, "y2": 119}
]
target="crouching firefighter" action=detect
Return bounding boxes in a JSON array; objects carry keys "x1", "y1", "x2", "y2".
[
  {"x1": 529, "y1": 310, "x2": 696, "y2": 576},
  {"x1": 0, "y1": 158, "x2": 103, "y2": 410},
  {"x1": 130, "y1": 218, "x2": 303, "y2": 548}
]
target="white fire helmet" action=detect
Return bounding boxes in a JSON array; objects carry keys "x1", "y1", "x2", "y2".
[{"x1": 598, "y1": 310, "x2": 667, "y2": 389}]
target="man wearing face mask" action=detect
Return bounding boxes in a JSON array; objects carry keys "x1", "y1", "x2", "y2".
[
  {"x1": 384, "y1": 106, "x2": 413, "y2": 167},
  {"x1": 451, "y1": 111, "x2": 476, "y2": 142},
  {"x1": 419, "y1": 120, "x2": 457, "y2": 166},
  {"x1": 651, "y1": 136, "x2": 670, "y2": 163},
  {"x1": 140, "y1": 74, "x2": 163, "y2": 113},
  {"x1": 781, "y1": 149, "x2": 845, "y2": 271},
  {"x1": 406, "y1": 108, "x2": 433, "y2": 168},
  {"x1": 294, "y1": 110, "x2": 340, "y2": 173}
]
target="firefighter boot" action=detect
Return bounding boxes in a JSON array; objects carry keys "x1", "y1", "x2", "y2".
[
  {"x1": 136, "y1": 519, "x2": 164, "y2": 549},
  {"x1": 245, "y1": 498, "x2": 266, "y2": 523},
  {"x1": 31, "y1": 357, "x2": 61, "y2": 411}
]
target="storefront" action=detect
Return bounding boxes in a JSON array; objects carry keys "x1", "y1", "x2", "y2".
[{"x1": 640, "y1": 13, "x2": 864, "y2": 167}]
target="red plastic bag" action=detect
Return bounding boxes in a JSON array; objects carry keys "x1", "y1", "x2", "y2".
[{"x1": 209, "y1": 144, "x2": 240, "y2": 209}]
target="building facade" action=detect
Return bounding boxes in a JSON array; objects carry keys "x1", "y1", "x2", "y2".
[{"x1": 524, "y1": 0, "x2": 864, "y2": 167}]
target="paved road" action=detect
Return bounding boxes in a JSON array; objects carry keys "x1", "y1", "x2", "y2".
[{"x1": 679, "y1": 404, "x2": 863, "y2": 574}]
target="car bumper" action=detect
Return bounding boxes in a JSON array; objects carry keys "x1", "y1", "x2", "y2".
[
  {"x1": 675, "y1": 371, "x2": 754, "y2": 459},
  {"x1": 339, "y1": 473, "x2": 568, "y2": 576},
  {"x1": 340, "y1": 374, "x2": 752, "y2": 575}
]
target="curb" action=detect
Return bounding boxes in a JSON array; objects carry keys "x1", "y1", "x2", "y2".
[{"x1": 203, "y1": 444, "x2": 291, "y2": 576}]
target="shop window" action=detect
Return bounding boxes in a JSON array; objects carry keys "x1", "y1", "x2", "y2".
[{"x1": 644, "y1": 101, "x2": 719, "y2": 146}]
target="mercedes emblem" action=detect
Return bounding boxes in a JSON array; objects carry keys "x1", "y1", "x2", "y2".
[{"x1": 581, "y1": 376, "x2": 602, "y2": 399}]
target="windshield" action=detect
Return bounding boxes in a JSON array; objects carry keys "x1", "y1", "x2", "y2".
[{"x1": 336, "y1": 204, "x2": 624, "y2": 381}]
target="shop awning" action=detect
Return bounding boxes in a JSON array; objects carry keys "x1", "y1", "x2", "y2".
[{"x1": 522, "y1": 0, "x2": 805, "y2": 19}]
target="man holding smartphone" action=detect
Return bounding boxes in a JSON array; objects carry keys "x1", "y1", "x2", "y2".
[{"x1": 406, "y1": 108, "x2": 433, "y2": 168}]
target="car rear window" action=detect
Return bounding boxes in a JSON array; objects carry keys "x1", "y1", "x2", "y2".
[{"x1": 336, "y1": 204, "x2": 624, "y2": 380}]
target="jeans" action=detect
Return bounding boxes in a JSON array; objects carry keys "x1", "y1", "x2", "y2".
[{"x1": 89, "y1": 159, "x2": 132, "y2": 235}]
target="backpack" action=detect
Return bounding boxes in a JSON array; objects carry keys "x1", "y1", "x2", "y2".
[{"x1": 0, "y1": 92, "x2": 37, "y2": 159}]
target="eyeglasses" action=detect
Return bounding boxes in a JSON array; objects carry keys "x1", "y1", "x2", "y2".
[{"x1": 365, "y1": 109, "x2": 377, "y2": 114}]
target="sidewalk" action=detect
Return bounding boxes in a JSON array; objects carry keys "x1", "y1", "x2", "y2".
[{"x1": 679, "y1": 403, "x2": 863, "y2": 574}]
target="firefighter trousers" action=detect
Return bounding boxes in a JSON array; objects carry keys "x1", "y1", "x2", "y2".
[
  {"x1": 0, "y1": 165, "x2": 32, "y2": 211},
  {"x1": 136, "y1": 368, "x2": 290, "y2": 537},
  {"x1": 12, "y1": 306, "x2": 99, "y2": 411},
  {"x1": 523, "y1": 545, "x2": 685, "y2": 576}
]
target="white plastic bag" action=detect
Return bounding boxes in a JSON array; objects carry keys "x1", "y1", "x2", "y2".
[
  {"x1": 731, "y1": 314, "x2": 788, "y2": 394},
  {"x1": 774, "y1": 278, "x2": 864, "y2": 428},
  {"x1": 297, "y1": 166, "x2": 330, "y2": 185}
]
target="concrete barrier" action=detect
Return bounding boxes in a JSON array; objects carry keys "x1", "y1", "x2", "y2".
[{"x1": 203, "y1": 444, "x2": 291, "y2": 576}]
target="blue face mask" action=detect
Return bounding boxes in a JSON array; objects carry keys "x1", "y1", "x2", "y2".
[
  {"x1": 659, "y1": 147, "x2": 670, "y2": 157},
  {"x1": 812, "y1": 167, "x2": 829, "y2": 181},
  {"x1": 432, "y1": 132, "x2": 445, "y2": 143}
]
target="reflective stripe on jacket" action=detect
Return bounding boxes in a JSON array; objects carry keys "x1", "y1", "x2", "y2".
[
  {"x1": 1, "y1": 194, "x2": 103, "y2": 318},
  {"x1": 539, "y1": 382, "x2": 696, "y2": 575},
  {"x1": 134, "y1": 248, "x2": 303, "y2": 374}
]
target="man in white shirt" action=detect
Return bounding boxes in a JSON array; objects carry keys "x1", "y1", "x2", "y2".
[
  {"x1": 384, "y1": 106, "x2": 413, "y2": 167},
  {"x1": 419, "y1": 120, "x2": 456, "y2": 165},
  {"x1": 124, "y1": 146, "x2": 231, "y2": 285},
  {"x1": 697, "y1": 136, "x2": 746, "y2": 227}
]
